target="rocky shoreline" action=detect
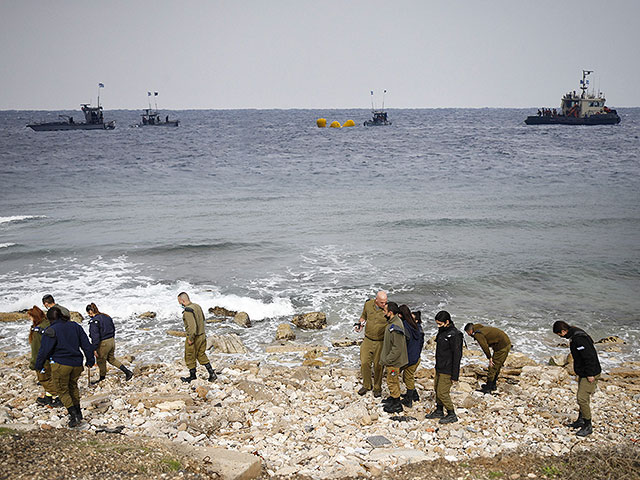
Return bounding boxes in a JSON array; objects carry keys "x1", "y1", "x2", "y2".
[{"x1": 1, "y1": 335, "x2": 640, "y2": 479}]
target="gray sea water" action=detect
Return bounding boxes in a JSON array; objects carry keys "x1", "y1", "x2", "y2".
[{"x1": 1, "y1": 108, "x2": 639, "y2": 368}]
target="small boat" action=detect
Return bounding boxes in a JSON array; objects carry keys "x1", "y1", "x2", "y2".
[
  {"x1": 27, "y1": 104, "x2": 116, "y2": 131},
  {"x1": 364, "y1": 90, "x2": 392, "y2": 126},
  {"x1": 133, "y1": 92, "x2": 179, "y2": 127},
  {"x1": 525, "y1": 70, "x2": 620, "y2": 125}
]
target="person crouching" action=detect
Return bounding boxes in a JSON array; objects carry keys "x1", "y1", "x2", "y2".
[
  {"x1": 35, "y1": 306, "x2": 95, "y2": 427},
  {"x1": 379, "y1": 302, "x2": 408, "y2": 414}
]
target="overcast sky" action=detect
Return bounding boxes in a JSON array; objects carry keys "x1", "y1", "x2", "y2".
[{"x1": 1, "y1": 1, "x2": 639, "y2": 110}]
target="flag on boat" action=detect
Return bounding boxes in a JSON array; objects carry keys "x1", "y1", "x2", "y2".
[
  {"x1": 370, "y1": 91, "x2": 373, "y2": 95},
  {"x1": 98, "y1": 83, "x2": 104, "y2": 88},
  {"x1": 148, "y1": 92, "x2": 151, "y2": 96},
  {"x1": 154, "y1": 92, "x2": 158, "y2": 96}
]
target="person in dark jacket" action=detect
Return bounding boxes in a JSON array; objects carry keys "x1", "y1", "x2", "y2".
[
  {"x1": 27, "y1": 306, "x2": 62, "y2": 407},
  {"x1": 35, "y1": 307, "x2": 95, "y2": 427},
  {"x1": 464, "y1": 323, "x2": 511, "y2": 393},
  {"x1": 427, "y1": 311, "x2": 463, "y2": 424},
  {"x1": 399, "y1": 306, "x2": 424, "y2": 407},
  {"x1": 86, "y1": 303, "x2": 133, "y2": 384},
  {"x1": 553, "y1": 320, "x2": 601, "y2": 437}
]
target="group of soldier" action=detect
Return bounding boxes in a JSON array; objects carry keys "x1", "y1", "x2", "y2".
[{"x1": 355, "y1": 290, "x2": 601, "y2": 437}]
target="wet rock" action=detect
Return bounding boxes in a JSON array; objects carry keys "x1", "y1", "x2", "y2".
[
  {"x1": 265, "y1": 343, "x2": 328, "y2": 354},
  {"x1": 166, "y1": 329, "x2": 186, "y2": 337},
  {"x1": 233, "y1": 312, "x2": 251, "y2": 328},
  {"x1": 70, "y1": 312, "x2": 84, "y2": 323},
  {"x1": 137, "y1": 311, "x2": 157, "y2": 319},
  {"x1": 275, "y1": 323, "x2": 296, "y2": 341},
  {"x1": 548, "y1": 354, "x2": 570, "y2": 366},
  {"x1": 332, "y1": 337, "x2": 360, "y2": 347},
  {"x1": 208, "y1": 306, "x2": 237, "y2": 317},
  {"x1": 206, "y1": 334, "x2": 247, "y2": 354},
  {"x1": 292, "y1": 312, "x2": 327, "y2": 330},
  {"x1": 596, "y1": 335, "x2": 625, "y2": 344},
  {"x1": 0, "y1": 312, "x2": 29, "y2": 322}
]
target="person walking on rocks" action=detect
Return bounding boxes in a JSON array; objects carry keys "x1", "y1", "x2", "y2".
[
  {"x1": 398, "y1": 306, "x2": 424, "y2": 408},
  {"x1": 86, "y1": 303, "x2": 133, "y2": 384},
  {"x1": 553, "y1": 320, "x2": 601, "y2": 437},
  {"x1": 27, "y1": 306, "x2": 62, "y2": 407},
  {"x1": 354, "y1": 291, "x2": 388, "y2": 397},
  {"x1": 42, "y1": 294, "x2": 71, "y2": 321},
  {"x1": 178, "y1": 292, "x2": 216, "y2": 383},
  {"x1": 426, "y1": 311, "x2": 463, "y2": 424},
  {"x1": 35, "y1": 306, "x2": 95, "y2": 428},
  {"x1": 379, "y1": 302, "x2": 409, "y2": 414},
  {"x1": 464, "y1": 322, "x2": 511, "y2": 393}
]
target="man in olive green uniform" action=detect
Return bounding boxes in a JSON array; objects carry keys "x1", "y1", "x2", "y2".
[
  {"x1": 355, "y1": 291, "x2": 388, "y2": 396},
  {"x1": 42, "y1": 294, "x2": 71, "y2": 321},
  {"x1": 379, "y1": 302, "x2": 409, "y2": 413},
  {"x1": 464, "y1": 323, "x2": 511, "y2": 393},
  {"x1": 178, "y1": 292, "x2": 217, "y2": 383}
]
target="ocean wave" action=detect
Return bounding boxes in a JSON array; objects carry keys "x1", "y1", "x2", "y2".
[
  {"x1": 0, "y1": 215, "x2": 46, "y2": 225},
  {"x1": 0, "y1": 243, "x2": 16, "y2": 249},
  {"x1": 136, "y1": 241, "x2": 271, "y2": 255}
]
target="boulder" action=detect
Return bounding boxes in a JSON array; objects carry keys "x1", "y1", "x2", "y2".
[
  {"x1": 332, "y1": 337, "x2": 360, "y2": 347},
  {"x1": 0, "y1": 312, "x2": 29, "y2": 322},
  {"x1": 208, "y1": 306, "x2": 237, "y2": 317},
  {"x1": 70, "y1": 311, "x2": 84, "y2": 323},
  {"x1": 167, "y1": 329, "x2": 187, "y2": 337},
  {"x1": 596, "y1": 335, "x2": 625, "y2": 344},
  {"x1": 207, "y1": 334, "x2": 248, "y2": 354},
  {"x1": 138, "y1": 311, "x2": 157, "y2": 319},
  {"x1": 292, "y1": 312, "x2": 327, "y2": 330},
  {"x1": 275, "y1": 323, "x2": 296, "y2": 341},
  {"x1": 171, "y1": 443, "x2": 262, "y2": 480},
  {"x1": 549, "y1": 354, "x2": 570, "y2": 367},
  {"x1": 127, "y1": 393, "x2": 194, "y2": 408},
  {"x1": 504, "y1": 352, "x2": 537, "y2": 368},
  {"x1": 233, "y1": 312, "x2": 251, "y2": 328},
  {"x1": 265, "y1": 343, "x2": 328, "y2": 354}
]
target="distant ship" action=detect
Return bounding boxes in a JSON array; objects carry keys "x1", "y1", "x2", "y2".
[
  {"x1": 27, "y1": 104, "x2": 116, "y2": 131},
  {"x1": 133, "y1": 92, "x2": 179, "y2": 127},
  {"x1": 525, "y1": 70, "x2": 620, "y2": 125},
  {"x1": 364, "y1": 90, "x2": 392, "y2": 126}
]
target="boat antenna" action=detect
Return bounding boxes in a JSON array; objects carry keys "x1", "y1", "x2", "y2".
[
  {"x1": 97, "y1": 82, "x2": 104, "y2": 108},
  {"x1": 370, "y1": 90, "x2": 375, "y2": 112},
  {"x1": 580, "y1": 70, "x2": 592, "y2": 98},
  {"x1": 154, "y1": 91, "x2": 158, "y2": 112},
  {"x1": 147, "y1": 91, "x2": 152, "y2": 111},
  {"x1": 382, "y1": 89, "x2": 387, "y2": 111}
]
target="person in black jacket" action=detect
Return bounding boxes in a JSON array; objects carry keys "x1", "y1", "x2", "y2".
[
  {"x1": 553, "y1": 320, "x2": 602, "y2": 437},
  {"x1": 35, "y1": 307, "x2": 95, "y2": 427},
  {"x1": 426, "y1": 310, "x2": 463, "y2": 424},
  {"x1": 86, "y1": 303, "x2": 133, "y2": 384}
]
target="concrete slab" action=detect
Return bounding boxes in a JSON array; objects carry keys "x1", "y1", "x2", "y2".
[{"x1": 172, "y1": 443, "x2": 262, "y2": 480}]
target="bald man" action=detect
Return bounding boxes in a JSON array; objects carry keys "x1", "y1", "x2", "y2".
[
  {"x1": 178, "y1": 292, "x2": 217, "y2": 383},
  {"x1": 355, "y1": 291, "x2": 388, "y2": 396}
]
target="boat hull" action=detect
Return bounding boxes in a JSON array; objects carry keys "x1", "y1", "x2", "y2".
[
  {"x1": 134, "y1": 120, "x2": 180, "y2": 127},
  {"x1": 363, "y1": 120, "x2": 392, "y2": 126},
  {"x1": 27, "y1": 121, "x2": 116, "y2": 131},
  {"x1": 524, "y1": 113, "x2": 620, "y2": 125}
]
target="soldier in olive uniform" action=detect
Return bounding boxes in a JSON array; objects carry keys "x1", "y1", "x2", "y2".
[
  {"x1": 379, "y1": 302, "x2": 409, "y2": 413},
  {"x1": 178, "y1": 292, "x2": 217, "y2": 383},
  {"x1": 42, "y1": 294, "x2": 71, "y2": 321},
  {"x1": 354, "y1": 291, "x2": 388, "y2": 397},
  {"x1": 27, "y1": 306, "x2": 62, "y2": 407},
  {"x1": 464, "y1": 323, "x2": 511, "y2": 393}
]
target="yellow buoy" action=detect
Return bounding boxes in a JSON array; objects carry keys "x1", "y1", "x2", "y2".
[
  {"x1": 316, "y1": 118, "x2": 327, "y2": 128},
  {"x1": 342, "y1": 119, "x2": 355, "y2": 127},
  {"x1": 329, "y1": 120, "x2": 342, "y2": 128}
]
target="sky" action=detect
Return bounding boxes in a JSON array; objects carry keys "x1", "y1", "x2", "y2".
[{"x1": 1, "y1": 1, "x2": 639, "y2": 110}]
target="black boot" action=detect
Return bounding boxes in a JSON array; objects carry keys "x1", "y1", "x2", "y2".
[
  {"x1": 412, "y1": 389, "x2": 420, "y2": 401},
  {"x1": 91, "y1": 376, "x2": 106, "y2": 385},
  {"x1": 51, "y1": 397, "x2": 63, "y2": 408},
  {"x1": 204, "y1": 363, "x2": 217, "y2": 382},
  {"x1": 576, "y1": 418, "x2": 593, "y2": 437},
  {"x1": 383, "y1": 397, "x2": 403, "y2": 414},
  {"x1": 401, "y1": 389, "x2": 416, "y2": 408},
  {"x1": 119, "y1": 365, "x2": 134, "y2": 381},
  {"x1": 73, "y1": 405, "x2": 83, "y2": 421},
  {"x1": 181, "y1": 368, "x2": 197, "y2": 383},
  {"x1": 426, "y1": 405, "x2": 445, "y2": 419},
  {"x1": 439, "y1": 409, "x2": 459, "y2": 424},
  {"x1": 381, "y1": 396, "x2": 394, "y2": 405},
  {"x1": 480, "y1": 380, "x2": 496, "y2": 393},
  {"x1": 36, "y1": 395, "x2": 53, "y2": 406},
  {"x1": 567, "y1": 412, "x2": 585, "y2": 429},
  {"x1": 67, "y1": 407, "x2": 79, "y2": 428}
]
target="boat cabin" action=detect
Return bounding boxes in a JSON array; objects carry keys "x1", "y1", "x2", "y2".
[
  {"x1": 141, "y1": 109, "x2": 161, "y2": 125},
  {"x1": 559, "y1": 70, "x2": 611, "y2": 119},
  {"x1": 81, "y1": 104, "x2": 104, "y2": 124}
]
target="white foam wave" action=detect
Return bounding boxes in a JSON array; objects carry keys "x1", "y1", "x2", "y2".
[
  {"x1": 0, "y1": 243, "x2": 16, "y2": 249},
  {"x1": 0, "y1": 215, "x2": 46, "y2": 225}
]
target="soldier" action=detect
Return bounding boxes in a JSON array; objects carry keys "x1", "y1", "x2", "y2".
[
  {"x1": 86, "y1": 303, "x2": 133, "y2": 384},
  {"x1": 398, "y1": 306, "x2": 424, "y2": 408},
  {"x1": 426, "y1": 311, "x2": 463, "y2": 423},
  {"x1": 27, "y1": 306, "x2": 62, "y2": 407},
  {"x1": 178, "y1": 292, "x2": 216, "y2": 382},
  {"x1": 553, "y1": 320, "x2": 601, "y2": 437},
  {"x1": 464, "y1": 322, "x2": 511, "y2": 393},
  {"x1": 379, "y1": 302, "x2": 409, "y2": 414},
  {"x1": 42, "y1": 294, "x2": 71, "y2": 321},
  {"x1": 354, "y1": 291, "x2": 388, "y2": 397},
  {"x1": 35, "y1": 306, "x2": 94, "y2": 427}
]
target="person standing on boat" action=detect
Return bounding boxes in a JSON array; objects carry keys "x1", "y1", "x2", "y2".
[
  {"x1": 86, "y1": 303, "x2": 133, "y2": 384},
  {"x1": 178, "y1": 292, "x2": 217, "y2": 383},
  {"x1": 354, "y1": 291, "x2": 388, "y2": 397}
]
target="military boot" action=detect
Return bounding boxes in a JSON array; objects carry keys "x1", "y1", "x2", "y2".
[
  {"x1": 567, "y1": 412, "x2": 585, "y2": 429},
  {"x1": 401, "y1": 389, "x2": 416, "y2": 408},
  {"x1": 181, "y1": 368, "x2": 197, "y2": 383},
  {"x1": 439, "y1": 409, "x2": 458, "y2": 424},
  {"x1": 67, "y1": 407, "x2": 79, "y2": 428},
  {"x1": 51, "y1": 397, "x2": 63, "y2": 408},
  {"x1": 36, "y1": 395, "x2": 53, "y2": 406},
  {"x1": 73, "y1": 405, "x2": 83, "y2": 421},
  {"x1": 576, "y1": 419, "x2": 593, "y2": 437},
  {"x1": 480, "y1": 380, "x2": 496, "y2": 393},
  {"x1": 383, "y1": 397, "x2": 403, "y2": 414},
  {"x1": 204, "y1": 363, "x2": 217, "y2": 382},
  {"x1": 91, "y1": 376, "x2": 106, "y2": 385},
  {"x1": 381, "y1": 396, "x2": 394, "y2": 405},
  {"x1": 426, "y1": 406, "x2": 445, "y2": 419},
  {"x1": 119, "y1": 365, "x2": 134, "y2": 381}
]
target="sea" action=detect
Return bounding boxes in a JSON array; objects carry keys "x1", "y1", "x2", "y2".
[{"x1": 1, "y1": 108, "x2": 639, "y2": 369}]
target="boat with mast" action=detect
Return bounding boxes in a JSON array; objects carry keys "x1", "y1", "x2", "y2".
[
  {"x1": 525, "y1": 70, "x2": 620, "y2": 125},
  {"x1": 364, "y1": 90, "x2": 392, "y2": 126},
  {"x1": 27, "y1": 83, "x2": 116, "y2": 131},
  {"x1": 134, "y1": 91, "x2": 179, "y2": 127}
]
